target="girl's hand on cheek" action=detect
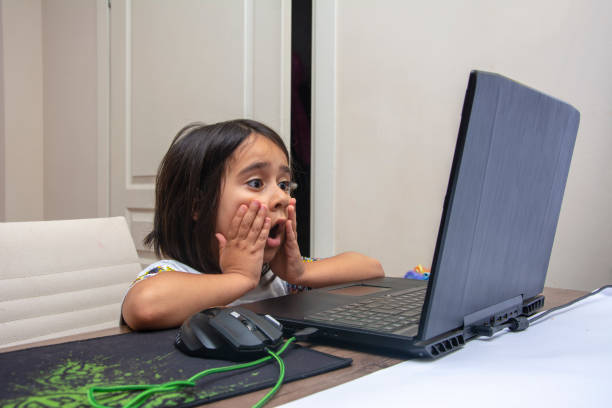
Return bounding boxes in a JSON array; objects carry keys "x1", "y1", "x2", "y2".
[
  {"x1": 216, "y1": 200, "x2": 270, "y2": 288},
  {"x1": 270, "y1": 199, "x2": 305, "y2": 284}
]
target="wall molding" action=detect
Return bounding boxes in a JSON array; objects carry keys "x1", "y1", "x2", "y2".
[
  {"x1": 242, "y1": 0, "x2": 254, "y2": 119},
  {"x1": 96, "y1": 0, "x2": 110, "y2": 217}
]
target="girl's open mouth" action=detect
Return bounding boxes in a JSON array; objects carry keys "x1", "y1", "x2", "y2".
[{"x1": 266, "y1": 220, "x2": 284, "y2": 248}]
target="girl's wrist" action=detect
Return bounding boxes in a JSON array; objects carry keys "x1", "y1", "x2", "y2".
[
  {"x1": 286, "y1": 263, "x2": 308, "y2": 286},
  {"x1": 222, "y1": 269, "x2": 259, "y2": 291}
]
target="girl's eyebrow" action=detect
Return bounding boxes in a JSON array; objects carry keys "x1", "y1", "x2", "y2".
[{"x1": 238, "y1": 162, "x2": 291, "y2": 176}]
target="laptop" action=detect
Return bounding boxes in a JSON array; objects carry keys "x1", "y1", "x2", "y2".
[{"x1": 244, "y1": 70, "x2": 580, "y2": 358}]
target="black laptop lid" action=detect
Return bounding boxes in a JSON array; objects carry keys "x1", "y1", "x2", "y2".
[{"x1": 419, "y1": 71, "x2": 580, "y2": 340}]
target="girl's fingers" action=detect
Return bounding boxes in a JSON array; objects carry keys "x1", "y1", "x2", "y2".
[
  {"x1": 237, "y1": 200, "x2": 261, "y2": 238},
  {"x1": 258, "y1": 217, "x2": 272, "y2": 245},
  {"x1": 288, "y1": 204, "x2": 298, "y2": 235},
  {"x1": 285, "y1": 220, "x2": 297, "y2": 247},
  {"x1": 227, "y1": 204, "x2": 248, "y2": 239},
  {"x1": 215, "y1": 233, "x2": 227, "y2": 250},
  {"x1": 248, "y1": 205, "x2": 268, "y2": 243}
]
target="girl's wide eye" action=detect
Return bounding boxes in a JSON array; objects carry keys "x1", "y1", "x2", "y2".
[
  {"x1": 247, "y1": 179, "x2": 264, "y2": 189},
  {"x1": 278, "y1": 181, "x2": 298, "y2": 194}
]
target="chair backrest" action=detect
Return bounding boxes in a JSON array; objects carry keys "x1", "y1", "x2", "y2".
[{"x1": 0, "y1": 217, "x2": 141, "y2": 347}]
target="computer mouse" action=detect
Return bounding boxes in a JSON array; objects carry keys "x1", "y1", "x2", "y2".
[{"x1": 175, "y1": 306, "x2": 284, "y2": 361}]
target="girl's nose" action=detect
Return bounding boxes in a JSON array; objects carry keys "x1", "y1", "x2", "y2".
[{"x1": 268, "y1": 184, "x2": 290, "y2": 211}]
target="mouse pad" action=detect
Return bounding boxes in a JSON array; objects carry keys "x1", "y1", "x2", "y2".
[{"x1": 0, "y1": 329, "x2": 352, "y2": 407}]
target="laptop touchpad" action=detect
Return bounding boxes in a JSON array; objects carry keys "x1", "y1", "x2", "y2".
[{"x1": 326, "y1": 285, "x2": 390, "y2": 296}]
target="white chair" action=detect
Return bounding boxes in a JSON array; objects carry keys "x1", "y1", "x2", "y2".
[{"x1": 0, "y1": 217, "x2": 141, "y2": 347}]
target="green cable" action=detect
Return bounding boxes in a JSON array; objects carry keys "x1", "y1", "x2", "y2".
[
  {"x1": 252, "y1": 346, "x2": 286, "y2": 408},
  {"x1": 87, "y1": 337, "x2": 295, "y2": 408}
]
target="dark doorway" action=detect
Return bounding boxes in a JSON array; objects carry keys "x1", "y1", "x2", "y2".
[{"x1": 291, "y1": 0, "x2": 312, "y2": 256}]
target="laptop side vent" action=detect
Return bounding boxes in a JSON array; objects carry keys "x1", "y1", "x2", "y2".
[
  {"x1": 522, "y1": 295, "x2": 545, "y2": 316},
  {"x1": 428, "y1": 334, "x2": 465, "y2": 358}
]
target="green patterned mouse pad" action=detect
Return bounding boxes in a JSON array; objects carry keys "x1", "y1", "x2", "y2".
[{"x1": 0, "y1": 329, "x2": 352, "y2": 407}]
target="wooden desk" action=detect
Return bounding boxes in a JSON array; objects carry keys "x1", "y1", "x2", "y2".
[{"x1": 0, "y1": 287, "x2": 587, "y2": 407}]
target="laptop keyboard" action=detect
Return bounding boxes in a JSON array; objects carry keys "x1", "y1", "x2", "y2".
[{"x1": 306, "y1": 286, "x2": 426, "y2": 334}]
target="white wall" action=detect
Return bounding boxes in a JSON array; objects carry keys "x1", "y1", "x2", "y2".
[{"x1": 329, "y1": 0, "x2": 612, "y2": 291}]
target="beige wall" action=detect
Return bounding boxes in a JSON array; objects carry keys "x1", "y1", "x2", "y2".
[
  {"x1": 0, "y1": 2, "x2": 4, "y2": 220},
  {"x1": 42, "y1": 0, "x2": 99, "y2": 220},
  {"x1": 331, "y1": 0, "x2": 612, "y2": 291},
  {"x1": 0, "y1": 0, "x2": 44, "y2": 221},
  {"x1": 0, "y1": 0, "x2": 99, "y2": 222}
]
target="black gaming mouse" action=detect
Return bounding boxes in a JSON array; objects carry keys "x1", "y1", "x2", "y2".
[{"x1": 175, "y1": 307, "x2": 284, "y2": 361}]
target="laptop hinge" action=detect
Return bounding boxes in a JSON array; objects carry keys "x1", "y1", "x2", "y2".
[{"x1": 463, "y1": 295, "x2": 523, "y2": 338}]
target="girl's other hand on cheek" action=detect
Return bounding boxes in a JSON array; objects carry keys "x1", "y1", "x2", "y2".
[
  {"x1": 216, "y1": 200, "x2": 270, "y2": 288},
  {"x1": 270, "y1": 198, "x2": 305, "y2": 284}
]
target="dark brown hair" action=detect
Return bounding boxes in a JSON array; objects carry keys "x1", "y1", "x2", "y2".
[{"x1": 144, "y1": 119, "x2": 289, "y2": 273}]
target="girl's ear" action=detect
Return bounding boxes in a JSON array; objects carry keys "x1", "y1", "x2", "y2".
[
  {"x1": 192, "y1": 190, "x2": 203, "y2": 221},
  {"x1": 192, "y1": 196, "x2": 203, "y2": 221}
]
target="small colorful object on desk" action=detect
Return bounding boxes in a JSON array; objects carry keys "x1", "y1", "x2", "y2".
[{"x1": 404, "y1": 264, "x2": 430, "y2": 280}]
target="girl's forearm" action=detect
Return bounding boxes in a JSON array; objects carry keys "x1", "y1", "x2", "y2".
[
  {"x1": 121, "y1": 271, "x2": 257, "y2": 330},
  {"x1": 296, "y1": 252, "x2": 384, "y2": 288}
]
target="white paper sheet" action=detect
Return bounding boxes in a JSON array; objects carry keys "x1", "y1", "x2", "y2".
[{"x1": 280, "y1": 288, "x2": 612, "y2": 408}]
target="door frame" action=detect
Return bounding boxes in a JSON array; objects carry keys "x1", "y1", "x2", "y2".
[{"x1": 311, "y1": 0, "x2": 336, "y2": 258}]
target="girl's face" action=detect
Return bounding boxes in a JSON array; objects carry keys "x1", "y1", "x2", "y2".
[{"x1": 216, "y1": 133, "x2": 292, "y2": 263}]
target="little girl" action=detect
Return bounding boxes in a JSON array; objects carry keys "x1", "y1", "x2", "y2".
[{"x1": 121, "y1": 119, "x2": 384, "y2": 330}]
